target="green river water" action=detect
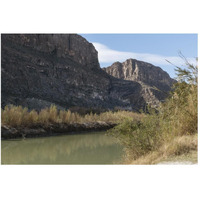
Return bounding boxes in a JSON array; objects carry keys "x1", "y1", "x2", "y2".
[{"x1": 1, "y1": 132, "x2": 124, "y2": 164}]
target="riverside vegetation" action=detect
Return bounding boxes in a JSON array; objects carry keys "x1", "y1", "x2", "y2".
[
  {"x1": 1, "y1": 105, "x2": 144, "y2": 139},
  {"x1": 1, "y1": 106, "x2": 143, "y2": 127},
  {"x1": 108, "y1": 60, "x2": 198, "y2": 164},
  {"x1": 1, "y1": 61, "x2": 197, "y2": 164}
]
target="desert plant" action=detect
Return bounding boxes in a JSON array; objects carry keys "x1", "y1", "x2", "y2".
[{"x1": 109, "y1": 60, "x2": 198, "y2": 161}]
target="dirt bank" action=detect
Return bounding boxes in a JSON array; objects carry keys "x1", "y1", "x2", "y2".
[{"x1": 1, "y1": 122, "x2": 116, "y2": 139}]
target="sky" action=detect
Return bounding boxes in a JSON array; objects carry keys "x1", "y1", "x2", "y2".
[{"x1": 80, "y1": 34, "x2": 198, "y2": 78}]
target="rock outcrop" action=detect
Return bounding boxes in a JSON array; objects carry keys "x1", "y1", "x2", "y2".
[
  {"x1": 1, "y1": 34, "x2": 145, "y2": 111},
  {"x1": 1, "y1": 34, "x2": 174, "y2": 111},
  {"x1": 103, "y1": 59, "x2": 176, "y2": 107}
]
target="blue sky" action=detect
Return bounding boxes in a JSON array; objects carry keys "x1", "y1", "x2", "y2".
[{"x1": 80, "y1": 34, "x2": 197, "y2": 78}]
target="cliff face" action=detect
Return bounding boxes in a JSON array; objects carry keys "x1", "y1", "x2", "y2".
[
  {"x1": 2, "y1": 34, "x2": 99, "y2": 68},
  {"x1": 1, "y1": 34, "x2": 146, "y2": 111},
  {"x1": 103, "y1": 59, "x2": 176, "y2": 107},
  {"x1": 1, "y1": 34, "x2": 175, "y2": 111}
]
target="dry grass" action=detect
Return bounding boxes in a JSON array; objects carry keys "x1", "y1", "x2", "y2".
[
  {"x1": 110, "y1": 62, "x2": 198, "y2": 164},
  {"x1": 1, "y1": 62, "x2": 197, "y2": 165},
  {"x1": 1, "y1": 105, "x2": 144, "y2": 128},
  {"x1": 159, "y1": 83, "x2": 197, "y2": 137},
  {"x1": 129, "y1": 134, "x2": 198, "y2": 164}
]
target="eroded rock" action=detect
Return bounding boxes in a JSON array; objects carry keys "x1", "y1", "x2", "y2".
[
  {"x1": 1, "y1": 34, "x2": 175, "y2": 111},
  {"x1": 103, "y1": 59, "x2": 176, "y2": 107}
]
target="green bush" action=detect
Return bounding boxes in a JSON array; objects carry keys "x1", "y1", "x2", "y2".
[
  {"x1": 109, "y1": 113, "x2": 162, "y2": 159},
  {"x1": 109, "y1": 60, "x2": 198, "y2": 160}
]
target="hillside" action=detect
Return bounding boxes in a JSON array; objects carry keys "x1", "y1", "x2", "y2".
[
  {"x1": 103, "y1": 59, "x2": 176, "y2": 107},
  {"x1": 1, "y1": 34, "x2": 174, "y2": 111}
]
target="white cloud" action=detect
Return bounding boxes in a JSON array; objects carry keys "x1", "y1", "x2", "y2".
[{"x1": 93, "y1": 42, "x2": 196, "y2": 67}]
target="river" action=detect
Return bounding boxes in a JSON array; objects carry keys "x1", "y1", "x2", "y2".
[{"x1": 1, "y1": 132, "x2": 124, "y2": 164}]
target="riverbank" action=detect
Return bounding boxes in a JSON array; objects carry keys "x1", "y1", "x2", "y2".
[
  {"x1": 1, "y1": 122, "x2": 116, "y2": 139},
  {"x1": 1, "y1": 106, "x2": 143, "y2": 140},
  {"x1": 107, "y1": 63, "x2": 198, "y2": 165},
  {"x1": 157, "y1": 150, "x2": 198, "y2": 165},
  {"x1": 128, "y1": 134, "x2": 198, "y2": 165}
]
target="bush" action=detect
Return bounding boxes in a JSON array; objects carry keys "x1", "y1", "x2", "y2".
[
  {"x1": 110, "y1": 112, "x2": 162, "y2": 159},
  {"x1": 109, "y1": 60, "x2": 198, "y2": 161}
]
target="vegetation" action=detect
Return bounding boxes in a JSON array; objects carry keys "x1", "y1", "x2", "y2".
[
  {"x1": 109, "y1": 61, "x2": 198, "y2": 164},
  {"x1": 1, "y1": 105, "x2": 143, "y2": 128},
  {"x1": 1, "y1": 59, "x2": 197, "y2": 164},
  {"x1": 130, "y1": 134, "x2": 198, "y2": 164}
]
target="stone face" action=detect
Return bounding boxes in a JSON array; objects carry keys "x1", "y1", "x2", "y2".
[
  {"x1": 1, "y1": 34, "x2": 145, "y2": 111},
  {"x1": 103, "y1": 59, "x2": 175, "y2": 91},
  {"x1": 2, "y1": 34, "x2": 99, "y2": 68},
  {"x1": 103, "y1": 59, "x2": 176, "y2": 107},
  {"x1": 1, "y1": 34, "x2": 174, "y2": 111}
]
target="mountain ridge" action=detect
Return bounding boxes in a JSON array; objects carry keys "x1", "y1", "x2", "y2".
[
  {"x1": 103, "y1": 58, "x2": 176, "y2": 107},
  {"x1": 1, "y1": 34, "x2": 175, "y2": 111}
]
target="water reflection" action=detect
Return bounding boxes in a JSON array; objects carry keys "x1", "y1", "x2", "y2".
[{"x1": 1, "y1": 132, "x2": 124, "y2": 164}]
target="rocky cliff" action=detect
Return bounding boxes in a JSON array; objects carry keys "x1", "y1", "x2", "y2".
[
  {"x1": 1, "y1": 34, "x2": 146, "y2": 111},
  {"x1": 1, "y1": 34, "x2": 174, "y2": 111},
  {"x1": 103, "y1": 59, "x2": 176, "y2": 107}
]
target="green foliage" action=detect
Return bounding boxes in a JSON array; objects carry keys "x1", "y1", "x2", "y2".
[
  {"x1": 160, "y1": 61, "x2": 198, "y2": 136},
  {"x1": 110, "y1": 112, "x2": 162, "y2": 159},
  {"x1": 109, "y1": 60, "x2": 198, "y2": 160}
]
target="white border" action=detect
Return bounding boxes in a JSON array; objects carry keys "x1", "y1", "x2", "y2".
[{"x1": 0, "y1": 1, "x2": 199, "y2": 200}]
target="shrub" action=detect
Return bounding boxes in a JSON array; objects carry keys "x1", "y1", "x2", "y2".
[
  {"x1": 110, "y1": 112, "x2": 162, "y2": 159},
  {"x1": 109, "y1": 60, "x2": 198, "y2": 161}
]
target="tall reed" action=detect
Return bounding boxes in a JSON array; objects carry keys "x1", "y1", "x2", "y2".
[{"x1": 1, "y1": 105, "x2": 143, "y2": 128}]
